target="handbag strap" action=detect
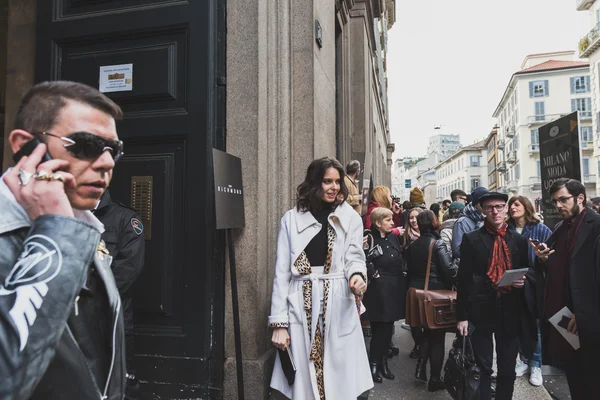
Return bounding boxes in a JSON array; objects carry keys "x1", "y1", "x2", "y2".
[{"x1": 423, "y1": 240, "x2": 435, "y2": 292}]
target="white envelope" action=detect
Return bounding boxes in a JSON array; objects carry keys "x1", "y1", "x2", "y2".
[{"x1": 548, "y1": 306, "x2": 580, "y2": 350}]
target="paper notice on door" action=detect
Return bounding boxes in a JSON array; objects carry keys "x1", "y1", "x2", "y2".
[
  {"x1": 548, "y1": 306, "x2": 580, "y2": 350},
  {"x1": 99, "y1": 63, "x2": 133, "y2": 93}
]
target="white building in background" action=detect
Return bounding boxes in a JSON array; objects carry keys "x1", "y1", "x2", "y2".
[
  {"x1": 435, "y1": 140, "x2": 488, "y2": 202},
  {"x1": 427, "y1": 130, "x2": 461, "y2": 161},
  {"x1": 493, "y1": 51, "x2": 596, "y2": 200},
  {"x1": 577, "y1": 0, "x2": 600, "y2": 190}
]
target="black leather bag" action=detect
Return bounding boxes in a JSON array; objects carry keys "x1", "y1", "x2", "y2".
[{"x1": 444, "y1": 335, "x2": 480, "y2": 400}]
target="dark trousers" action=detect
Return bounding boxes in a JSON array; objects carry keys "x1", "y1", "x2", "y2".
[
  {"x1": 370, "y1": 321, "x2": 394, "y2": 362},
  {"x1": 565, "y1": 351, "x2": 594, "y2": 400},
  {"x1": 411, "y1": 327, "x2": 424, "y2": 348},
  {"x1": 471, "y1": 326, "x2": 519, "y2": 400},
  {"x1": 420, "y1": 329, "x2": 446, "y2": 378}
]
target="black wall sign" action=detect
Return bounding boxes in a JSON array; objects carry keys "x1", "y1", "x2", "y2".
[
  {"x1": 539, "y1": 111, "x2": 582, "y2": 229},
  {"x1": 213, "y1": 149, "x2": 246, "y2": 229}
]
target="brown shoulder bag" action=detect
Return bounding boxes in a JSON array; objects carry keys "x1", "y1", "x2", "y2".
[{"x1": 405, "y1": 241, "x2": 457, "y2": 330}]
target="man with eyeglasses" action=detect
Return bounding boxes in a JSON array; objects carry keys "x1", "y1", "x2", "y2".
[
  {"x1": 532, "y1": 178, "x2": 600, "y2": 399},
  {"x1": 0, "y1": 81, "x2": 126, "y2": 399},
  {"x1": 456, "y1": 192, "x2": 534, "y2": 400}
]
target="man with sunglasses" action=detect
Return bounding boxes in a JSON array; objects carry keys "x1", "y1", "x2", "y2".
[
  {"x1": 0, "y1": 81, "x2": 126, "y2": 399},
  {"x1": 456, "y1": 192, "x2": 535, "y2": 400},
  {"x1": 532, "y1": 178, "x2": 600, "y2": 399}
]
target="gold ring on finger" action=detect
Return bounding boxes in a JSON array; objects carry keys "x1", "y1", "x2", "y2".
[{"x1": 33, "y1": 170, "x2": 52, "y2": 181}]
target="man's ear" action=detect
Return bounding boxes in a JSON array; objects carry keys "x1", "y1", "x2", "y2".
[{"x1": 8, "y1": 129, "x2": 34, "y2": 154}]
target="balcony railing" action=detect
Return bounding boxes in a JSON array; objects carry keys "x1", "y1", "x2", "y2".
[
  {"x1": 507, "y1": 151, "x2": 517, "y2": 163},
  {"x1": 497, "y1": 161, "x2": 507, "y2": 172},
  {"x1": 584, "y1": 174, "x2": 596, "y2": 183},
  {"x1": 577, "y1": 0, "x2": 596, "y2": 11},
  {"x1": 581, "y1": 140, "x2": 594, "y2": 149},
  {"x1": 579, "y1": 21, "x2": 600, "y2": 58},
  {"x1": 505, "y1": 126, "x2": 515, "y2": 138},
  {"x1": 529, "y1": 176, "x2": 541, "y2": 189},
  {"x1": 527, "y1": 114, "x2": 565, "y2": 125},
  {"x1": 497, "y1": 139, "x2": 505, "y2": 149},
  {"x1": 507, "y1": 180, "x2": 519, "y2": 191},
  {"x1": 529, "y1": 144, "x2": 539, "y2": 153}
]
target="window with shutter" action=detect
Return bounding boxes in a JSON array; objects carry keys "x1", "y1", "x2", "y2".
[
  {"x1": 535, "y1": 102, "x2": 545, "y2": 121},
  {"x1": 530, "y1": 129, "x2": 539, "y2": 145},
  {"x1": 530, "y1": 80, "x2": 547, "y2": 97}
]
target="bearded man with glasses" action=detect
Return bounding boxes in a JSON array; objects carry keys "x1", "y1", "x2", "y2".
[
  {"x1": 532, "y1": 178, "x2": 600, "y2": 399},
  {"x1": 0, "y1": 81, "x2": 126, "y2": 399},
  {"x1": 456, "y1": 192, "x2": 535, "y2": 400}
]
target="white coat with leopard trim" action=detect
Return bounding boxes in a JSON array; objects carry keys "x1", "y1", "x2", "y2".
[{"x1": 269, "y1": 201, "x2": 373, "y2": 399}]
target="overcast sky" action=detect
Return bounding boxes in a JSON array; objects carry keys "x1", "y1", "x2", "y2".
[{"x1": 387, "y1": 0, "x2": 591, "y2": 159}]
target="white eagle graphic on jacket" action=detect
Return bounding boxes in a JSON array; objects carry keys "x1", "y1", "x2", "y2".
[{"x1": 0, "y1": 235, "x2": 62, "y2": 351}]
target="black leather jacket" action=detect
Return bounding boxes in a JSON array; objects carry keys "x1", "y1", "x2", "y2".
[
  {"x1": 403, "y1": 232, "x2": 456, "y2": 290},
  {"x1": 0, "y1": 186, "x2": 125, "y2": 399}
]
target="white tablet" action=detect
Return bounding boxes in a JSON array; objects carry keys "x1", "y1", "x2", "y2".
[{"x1": 496, "y1": 268, "x2": 529, "y2": 287}]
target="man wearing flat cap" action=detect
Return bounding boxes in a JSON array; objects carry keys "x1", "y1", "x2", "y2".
[{"x1": 456, "y1": 192, "x2": 536, "y2": 400}]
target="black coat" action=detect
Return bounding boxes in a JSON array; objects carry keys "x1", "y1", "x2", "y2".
[
  {"x1": 403, "y1": 232, "x2": 455, "y2": 291},
  {"x1": 456, "y1": 227, "x2": 536, "y2": 354},
  {"x1": 536, "y1": 209, "x2": 600, "y2": 371},
  {"x1": 362, "y1": 232, "x2": 406, "y2": 322}
]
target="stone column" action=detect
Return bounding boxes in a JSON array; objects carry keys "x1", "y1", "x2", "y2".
[
  {"x1": 2, "y1": 0, "x2": 36, "y2": 171},
  {"x1": 225, "y1": 0, "x2": 294, "y2": 398}
]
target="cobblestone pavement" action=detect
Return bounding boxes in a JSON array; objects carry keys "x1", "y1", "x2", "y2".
[{"x1": 364, "y1": 321, "x2": 568, "y2": 400}]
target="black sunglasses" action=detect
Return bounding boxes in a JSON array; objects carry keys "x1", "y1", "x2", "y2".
[{"x1": 33, "y1": 131, "x2": 124, "y2": 162}]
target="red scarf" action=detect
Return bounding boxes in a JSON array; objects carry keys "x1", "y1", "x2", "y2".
[{"x1": 484, "y1": 220, "x2": 513, "y2": 294}]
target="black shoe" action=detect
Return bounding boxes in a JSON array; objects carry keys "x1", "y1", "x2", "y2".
[
  {"x1": 428, "y1": 377, "x2": 445, "y2": 392},
  {"x1": 389, "y1": 345, "x2": 400, "y2": 356},
  {"x1": 415, "y1": 359, "x2": 427, "y2": 382},
  {"x1": 370, "y1": 362, "x2": 382, "y2": 383},
  {"x1": 386, "y1": 348, "x2": 394, "y2": 358},
  {"x1": 378, "y1": 356, "x2": 395, "y2": 380},
  {"x1": 409, "y1": 345, "x2": 420, "y2": 359}
]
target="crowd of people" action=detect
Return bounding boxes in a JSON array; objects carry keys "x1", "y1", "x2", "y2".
[{"x1": 269, "y1": 157, "x2": 600, "y2": 400}]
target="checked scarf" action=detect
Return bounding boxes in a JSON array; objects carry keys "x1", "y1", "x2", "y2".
[{"x1": 484, "y1": 219, "x2": 513, "y2": 294}]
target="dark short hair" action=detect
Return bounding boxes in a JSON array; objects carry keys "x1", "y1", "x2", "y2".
[
  {"x1": 13, "y1": 81, "x2": 123, "y2": 134},
  {"x1": 417, "y1": 210, "x2": 440, "y2": 234},
  {"x1": 591, "y1": 197, "x2": 600, "y2": 205},
  {"x1": 346, "y1": 160, "x2": 360, "y2": 175},
  {"x1": 549, "y1": 178, "x2": 586, "y2": 204},
  {"x1": 451, "y1": 189, "x2": 467, "y2": 201},
  {"x1": 296, "y1": 157, "x2": 348, "y2": 213},
  {"x1": 429, "y1": 203, "x2": 441, "y2": 215},
  {"x1": 442, "y1": 199, "x2": 451, "y2": 206},
  {"x1": 402, "y1": 200, "x2": 412, "y2": 210}
]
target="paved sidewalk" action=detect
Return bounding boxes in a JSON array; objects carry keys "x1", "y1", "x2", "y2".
[{"x1": 365, "y1": 322, "x2": 564, "y2": 400}]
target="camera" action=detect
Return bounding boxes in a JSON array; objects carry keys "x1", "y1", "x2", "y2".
[{"x1": 367, "y1": 244, "x2": 384, "y2": 261}]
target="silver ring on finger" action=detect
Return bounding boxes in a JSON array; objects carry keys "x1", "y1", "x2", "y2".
[
  {"x1": 51, "y1": 172, "x2": 65, "y2": 183},
  {"x1": 18, "y1": 168, "x2": 34, "y2": 186}
]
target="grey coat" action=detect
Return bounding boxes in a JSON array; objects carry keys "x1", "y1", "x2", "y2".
[{"x1": 0, "y1": 179, "x2": 125, "y2": 400}]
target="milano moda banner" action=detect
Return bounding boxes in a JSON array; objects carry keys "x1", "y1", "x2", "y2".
[{"x1": 538, "y1": 111, "x2": 582, "y2": 230}]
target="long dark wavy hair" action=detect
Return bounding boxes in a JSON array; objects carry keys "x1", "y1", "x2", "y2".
[{"x1": 296, "y1": 157, "x2": 348, "y2": 213}]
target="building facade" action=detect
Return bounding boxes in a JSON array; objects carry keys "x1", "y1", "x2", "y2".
[
  {"x1": 485, "y1": 126, "x2": 500, "y2": 192},
  {"x1": 578, "y1": 0, "x2": 600, "y2": 191},
  {"x1": 0, "y1": 0, "x2": 396, "y2": 398},
  {"x1": 427, "y1": 132, "x2": 461, "y2": 161},
  {"x1": 435, "y1": 140, "x2": 488, "y2": 202},
  {"x1": 493, "y1": 51, "x2": 596, "y2": 201}
]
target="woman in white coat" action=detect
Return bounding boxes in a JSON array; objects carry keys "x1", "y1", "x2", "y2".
[{"x1": 269, "y1": 157, "x2": 373, "y2": 400}]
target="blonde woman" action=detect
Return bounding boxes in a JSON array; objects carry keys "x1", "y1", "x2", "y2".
[
  {"x1": 363, "y1": 186, "x2": 403, "y2": 236},
  {"x1": 269, "y1": 157, "x2": 372, "y2": 399},
  {"x1": 362, "y1": 207, "x2": 407, "y2": 383}
]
